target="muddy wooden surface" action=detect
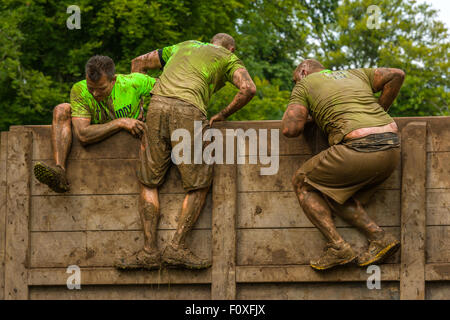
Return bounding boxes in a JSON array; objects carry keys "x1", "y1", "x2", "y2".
[{"x1": 0, "y1": 117, "x2": 449, "y2": 300}]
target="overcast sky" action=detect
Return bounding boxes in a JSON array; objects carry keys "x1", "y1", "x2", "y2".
[{"x1": 419, "y1": 0, "x2": 450, "y2": 28}]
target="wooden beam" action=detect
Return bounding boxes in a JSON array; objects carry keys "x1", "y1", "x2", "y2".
[
  {"x1": 0, "y1": 132, "x2": 8, "y2": 300},
  {"x1": 236, "y1": 264, "x2": 400, "y2": 283},
  {"x1": 211, "y1": 130, "x2": 237, "y2": 299},
  {"x1": 5, "y1": 128, "x2": 32, "y2": 299},
  {"x1": 28, "y1": 268, "x2": 211, "y2": 286},
  {"x1": 400, "y1": 121, "x2": 427, "y2": 300}
]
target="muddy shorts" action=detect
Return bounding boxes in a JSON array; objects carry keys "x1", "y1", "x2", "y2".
[
  {"x1": 137, "y1": 95, "x2": 213, "y2": 192},
  {"x1": 296, "y1": 133, "x2": 400, "y2": 205}
]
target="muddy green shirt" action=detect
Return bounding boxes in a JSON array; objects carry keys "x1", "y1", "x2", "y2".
[
  {"x1": 151, "y1": 40, "x2": 245, "y2": 115},
  {"x1": 70, "y1": 73, "x2": 156, "y2": 124},
  {"x1": 288, "y1": 68, "x2": 394, "y2": 145}
]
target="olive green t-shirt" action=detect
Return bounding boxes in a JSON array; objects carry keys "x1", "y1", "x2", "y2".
[
  {"x1": 151, "y1": 40, "x2": 245, "y2": 115},
  {"x1": 70, "y1": 73, "x2": 156, "y2": 124},
  {"x1": 288, "y1": 68, "x2": 394, "y2": 145}
]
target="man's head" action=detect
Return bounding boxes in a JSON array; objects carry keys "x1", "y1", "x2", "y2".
[
  {"x1": 85, "y1": 55, "x2": 116, "y2": 102},
  {"x1": 293, "y1": 59, "x2": 325, "y2": 83},
  {"x1": 211, "y1": 33, "x2": 236, "y2": 53}
]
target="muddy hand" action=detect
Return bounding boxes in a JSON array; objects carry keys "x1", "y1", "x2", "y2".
[
  {"x1": 209, "y1": 113, "x2": 226, "y2": 127},
  {"x1": 121, "y1": 118, "x2": 146, "y2": 138}
]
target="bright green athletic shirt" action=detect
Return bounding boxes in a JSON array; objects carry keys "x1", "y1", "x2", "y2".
[
  {"x1": 151, "y1": 40, "x2": 246, "y2": 115},
  {"x1": 288, "y1": 68, "x2": 394, "y2": 146},
  {"x1": 70, "y1": 73, "x2": 156, "y2": 124}
]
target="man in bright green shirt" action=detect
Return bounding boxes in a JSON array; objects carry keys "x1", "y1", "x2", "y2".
[{"x1": 34, "y1": 55, "x2": 156, "y2": 193}]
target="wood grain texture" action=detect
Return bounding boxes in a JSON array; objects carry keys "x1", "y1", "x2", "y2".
[
  {"x1": 237, "y1": 189, "x2": 400, "y2": 228},
  {"x1": 237, "y1": 227, "x2": 401, "y2": 266},
  {"x1": 30, "y1": 230, "x2": 211, "y2": 268},
  {"x1": 29, "y1": 284, "x2": 211, "y2": 300},
  {"x1": 5, "y1": 129, "x2": 32, "y2": 299},
  {"x1": 400, "y1": 122, "x2": 427, "y2": 300},
  {"x1": 237, "y1": 282, "x2": 400, "y2": 300},
  {"x1": 211, "y1": 162, "x2": 237, "y2": 299},
  {"x1": 30, "y1": 193, "x2": 212, "y2": 231},
  {"x1": 236, "y1": 264, "x2": 399, "y2": 283},
  {"x1": 0, "y1": 132, "x2": 7, "y2": 300}
]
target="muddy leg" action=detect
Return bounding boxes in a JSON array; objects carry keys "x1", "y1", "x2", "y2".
[
  {"x1": 325, "y1": 197, "x2": 384, "y2": 241},
  {"x1": 52, "y1": 103, "x2": 72, "y2": 172},
  {"x1": 140, "y1": 185, "x2": 160, "y2": 252},
  {"x1": 292, "y1": 172, "x2": 344, "y2": 246},
  {"x1": 171, "y1": 187, "x2": 209, "y2": 249}
]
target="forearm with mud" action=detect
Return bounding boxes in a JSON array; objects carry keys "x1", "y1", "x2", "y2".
[
  {"x1": 75, "y1": 119, "x2": 126, "y2": 146},
  {"x1": 219, "y1": 89, "x2": 254, "y2": 119},
  {"x1": 378, "y1": 75, "x2": 404, "y2": 112}
]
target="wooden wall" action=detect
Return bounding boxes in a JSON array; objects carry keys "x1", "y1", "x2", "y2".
[{"x1": 0, "y1": 117, "x2": 449, "y2": 300}]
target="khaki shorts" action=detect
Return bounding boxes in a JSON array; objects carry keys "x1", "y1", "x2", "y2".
[
  {"x1": 137, "y1": 95, "x2": 213, "y2": 192},
  {"x1": 297, "y1": 144, "x2": 400, "y2": 205}
]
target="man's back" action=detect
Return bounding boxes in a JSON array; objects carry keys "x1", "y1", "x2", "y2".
[
  {"x1": 151, "y1": 40, "x2": 244, "y2": 115},
  {"x1": 289, "y1": 68, "x2": 394, "y2": 145}
]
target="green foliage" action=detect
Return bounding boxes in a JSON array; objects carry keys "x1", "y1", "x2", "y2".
[
  {"x1": 0, "y1": 0, "x2": 448, "y2": 131},
  {"x1": 209, "y1": 77, "x2": 290, "y2": 120}
]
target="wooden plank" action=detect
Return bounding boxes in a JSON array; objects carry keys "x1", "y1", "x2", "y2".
[
  {"x1": 425, "y1": 264, "x2": 450, "y2": 281},
  {"x1": 30, "y1": 193, "x2": 212, "y2": 231},
  {"x1": 427, "y1": 152, "x2": 450, "y2": 189},
  {"x1": 237, "y1": 189, "x2": 400, "y2": 228},
  {"x1": 30, "y1": 230, "x2": 211, "y2": 268},
  {"x1": 5, "y1": 128, "x2": 32, "y2": 299},
  {"x1": 425, "y1": 282, "x2": 450, "y2": 300},
  {"x1": 31, "y1": 127, "x2": 140, "y2": 160},
  {"x1": 211, "y1": 160, "x2": 237, "y2": 300},
  {"x1": 237, "y1": 155, "x2": 401, "y2": 192},
  {"x1": 400, "y1": 121, "x2": 427, "y2": 300},
  {"x1": 28, "y1": 267, "x2": 211, "y2": 285},
  {"x1": 236, "y1": 282, "x2": 400, "y2": 300},
  {"x1": 31, "y1": 160, "x2": 185, "y2": 195},
  {"x1": 29, "y1": 284, "x2": 211, "y2": 300},
  {"x1": 395, "y1": 116, "x2": 450, "y2": 152},
  {"x1": 426, "y1": 189, "x2": 450, "y2": 225},
  {"x1": 236, "y1": 227, "x2": 401, "y2": 266},
  {"x1": 236, "y1": 264, "x2": 400, "y2": 283},
  {"x1": 0, "y1": 132, "x2": 7, "y2": 300},
  {"x1": 427, "y1": 226, "x2": 450, "y2": 263}
]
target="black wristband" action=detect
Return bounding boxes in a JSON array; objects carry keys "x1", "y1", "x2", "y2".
[{"x1": 157, "y1": 49, "x2": 166, "y2": 69}]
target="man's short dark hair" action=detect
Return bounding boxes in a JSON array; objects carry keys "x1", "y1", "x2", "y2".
[
  {"x1": 296, "y1": 59, "x2": 325, "y2": 72},
  {"x1": 85, "y1": 55, "x2": 115, "y2": 82}
]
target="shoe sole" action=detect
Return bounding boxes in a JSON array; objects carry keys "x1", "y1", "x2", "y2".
[
  {"x1": 162, "y1": 257, "x2": 211, "y2": 270},
  {"x1": 115, "y1": 263, "x2": 161, "y2": 271},
  {"x1": 358, "y1": 241, "x2": 401, "y2": 267},
  {"x1": 310, "y1": 255, "x2": 358, "y2": 271},
  {"x1": 34, "y1": 162, "x2": 68, "y2": 193}
]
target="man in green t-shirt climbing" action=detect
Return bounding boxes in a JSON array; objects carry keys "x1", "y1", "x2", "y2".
[
  {"x1": 282, "y1": 59, "x2": 405, "y2": 271},
  {"x1": 115, "y1": 33, "x2": 256, "y2": 270},
  {"x1": 34, "y1": 55, "x2": 156, "y2": 193}
]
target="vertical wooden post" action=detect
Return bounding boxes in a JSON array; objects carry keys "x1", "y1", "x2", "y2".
[
  {"x1": 0, "y1": 132, "x2": 8, "y2": 300},
  {"x1": 4, "y1": 128, "x2": 32, "y2": 300},
  {"x1": 211, "y1": 129, "x2": 237, "y2": 300},
  {"x1": 400, "y1": 121, "x2": 427, "y2": 300}
]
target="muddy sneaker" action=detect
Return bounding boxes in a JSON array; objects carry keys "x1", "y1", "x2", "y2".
[
  {"x1": 115, "y1": 249, "x2": 161, "y2": 270},
  {"x1": 34, "y1": 162, "x2": 70, "y2": 193},
  {"x1": 162, "y1": 245, "x2": 211, "y2": 270},
  {"x1": 358, "y1": 233, "x2": 400, "y2": 267},
  {"x1": 310, "y1": 241, "x2": 357, "y2": 271}
]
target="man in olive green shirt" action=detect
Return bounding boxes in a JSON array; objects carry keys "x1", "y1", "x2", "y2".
[
  {"x1": 116, "y1": 33, "x2": 256, "y2": 270},
  {"x1": 34, "y1": 55, "x2": 155, "y2": 193},
  {"x1": 282, "y1": 59, "x2": 405, "y2": 271}
]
